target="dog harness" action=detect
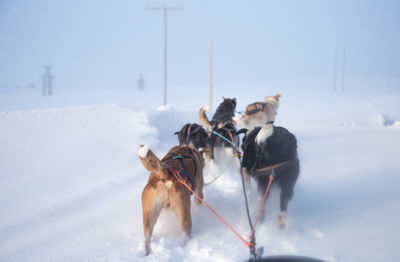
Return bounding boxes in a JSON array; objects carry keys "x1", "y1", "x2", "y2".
[
  {"x1": 245, "y1": 102, "x2": 266, "y2": 115},
  {"x1": 163, "y1": 148, "x2": 197, "y2": 191}
]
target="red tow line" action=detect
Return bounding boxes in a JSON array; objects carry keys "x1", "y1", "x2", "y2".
[
  {"x1": 167, "y1": 167, "x2": 252, "y2": 248},
  {"x1": 250, "y1": 174, "x2": 274, "y2": 243}
]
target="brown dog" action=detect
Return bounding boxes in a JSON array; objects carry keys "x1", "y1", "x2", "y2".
[
  {"x1": 137, "y1": 144, "x2": 205, "y2": 256},
  {"x1": 237, "y1": 94, "x2": 281, "y2": 130}
]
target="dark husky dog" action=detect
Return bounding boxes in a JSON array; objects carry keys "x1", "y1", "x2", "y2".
[
  {"x1": 199, "y1": 97, "x2": 237, "y2": 131},
  {"x1": 238, "y1": 122, "x2": 299, "y2": 229},
  {"x1": 175, "y1": 123, "x2": 211, "y2": 158},
  {"x1": 199, "y1": 97, "x2": 238, "y2": 160}
]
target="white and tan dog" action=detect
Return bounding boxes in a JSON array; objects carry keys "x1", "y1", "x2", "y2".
[
  {"x1": 237, "y1": 94, "x2": 281, "y2": 130},
  {"x1": 138, "y1": 145, "x2": 205, "y2": 256}
]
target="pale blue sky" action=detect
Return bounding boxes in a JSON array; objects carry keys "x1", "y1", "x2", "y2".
[{"x1": 0, "y1": 0, "x2": 399, "y2": 108}]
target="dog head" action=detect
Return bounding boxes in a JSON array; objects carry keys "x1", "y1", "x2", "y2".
[
  {"x1": 237, "y1": 103, "x2": 268, "y2": 130},
  {"x1": 221, "y1": 97, "x2": 237, "y2": 111},
  {"x1": 237, "y1": 94, "x2": 281, "y2": 130},
  {"x1": 175, "y1": 124, "x2": 209, "y2": 150},
  {"x1": 190, "y1": 125, "x2": 209, "y2": 150},
  {"x1": 265, "y1": 94, "x2": 281, "y2": 105}
]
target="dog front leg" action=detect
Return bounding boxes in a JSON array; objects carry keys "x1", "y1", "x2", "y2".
[{"x1": 242, "y1": 167, "x2": 252, "y2": 189}]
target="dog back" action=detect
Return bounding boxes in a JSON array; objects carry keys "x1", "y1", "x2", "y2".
[{"x1": 162, "y1": 146, "x2": 204, "y2": 190}]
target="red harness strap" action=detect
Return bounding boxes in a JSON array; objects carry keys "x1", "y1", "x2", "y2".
[
  {"x1": 229, "y1": 132, "x2": 242, "y2": 156},
  {"x1": 167, "y1": 167, "x2": 252, "y2": 249}
]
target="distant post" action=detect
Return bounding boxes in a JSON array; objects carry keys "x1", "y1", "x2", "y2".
[
  {"x1": 42, "y1": 65, "x2": 53, "y2": 96},
  {"x1": 209, "y1": 40, "x2": 213, "y2": 112},
  {"x1": 147, "y1": 4, "x2": 183, "y2": 106},
  {"x1": 333, "y1": 46, "x2": 346, "y2": 92},
  {"x1": 341, "y1": 47, "x2": 346, "y2": 92},
  {"x1": 333, "y1": 47, "x2": 338, "y2": 92},
  {"x1": 137, "y1": 74, "x2": 145, "y2": 90}
]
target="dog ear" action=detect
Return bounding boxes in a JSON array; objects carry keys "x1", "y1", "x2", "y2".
[
  {"x1": 137, "y1": 145, "x2": 163, "y2": 172},
  {"x1": 274, "y1": 94, "x2": 281, "y2": 100}
]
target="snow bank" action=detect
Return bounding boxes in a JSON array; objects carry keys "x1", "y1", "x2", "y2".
[{"x1": 1, "y1": 93, "x2": 400, "y2": 261}]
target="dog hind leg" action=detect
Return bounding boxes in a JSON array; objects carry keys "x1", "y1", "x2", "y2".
[
  {"x1": 142, "y1": 187, "x2": 164, "y2": 256},
  {"x1": 194, "y1": 167, "x2": 204, "y2": 205},
  {"x1": 171, "y1": 190, "x2": 192, "y2": 241},
  {"x1": 278, "y1": 189, "x2": 289, "y2": 230},
  {"x1": 277, "y1": 162, "x2": 300, "y2": 230}
]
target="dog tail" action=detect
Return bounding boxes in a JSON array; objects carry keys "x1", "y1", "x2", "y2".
[
  {"x1": 199, "y1": 106, "x2": 212, "y2": 130},
  {"x1": 137, "y1": 144, "x2": 164, "y2": 173},
  {"x1": 274, "y1": 94, "x2": 281, "y2": 101}
]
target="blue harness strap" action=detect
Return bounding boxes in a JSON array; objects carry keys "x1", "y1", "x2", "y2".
[{"x1": 212, "y1": 130, "x2": 236, "y2": 147}]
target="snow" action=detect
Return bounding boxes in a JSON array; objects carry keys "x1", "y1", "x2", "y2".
[{"x1": 1, "y1": 88, "x2": 400, "y2": 262}]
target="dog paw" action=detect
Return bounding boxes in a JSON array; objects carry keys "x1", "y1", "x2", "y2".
[{"x1": 277, "y1": 212, "x2": 287, "y2": 230}]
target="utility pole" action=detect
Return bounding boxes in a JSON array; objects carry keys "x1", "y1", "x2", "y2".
[
  {"x1": 147, "y1": 4, "x2": 183, "y2": 106},
  {"x1": 42, "y1": 65, "x2": 53, "y2": 96},
  {"x1": 209, "y1": 40, "x2": 213, "y2": 112}
]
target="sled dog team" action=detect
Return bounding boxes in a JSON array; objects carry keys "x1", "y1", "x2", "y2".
[{"x1": 138, "y1": 94, "x2": 300, "y2": 255}]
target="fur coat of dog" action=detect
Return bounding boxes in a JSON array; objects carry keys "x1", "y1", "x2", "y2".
[{"x1": 138, "y1": 145, "x2": 205, "y2": 255}]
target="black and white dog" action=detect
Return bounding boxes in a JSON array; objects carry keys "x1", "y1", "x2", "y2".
[
  {"x1": 238, "y1": 122, "x2": 299, "y2": 229},
  {"x1": 199, "y1": 97, "x2": 238, "y2": 160},
  {"x1": 175, "y1": 123, "x2": 210, "y2": 152}
]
